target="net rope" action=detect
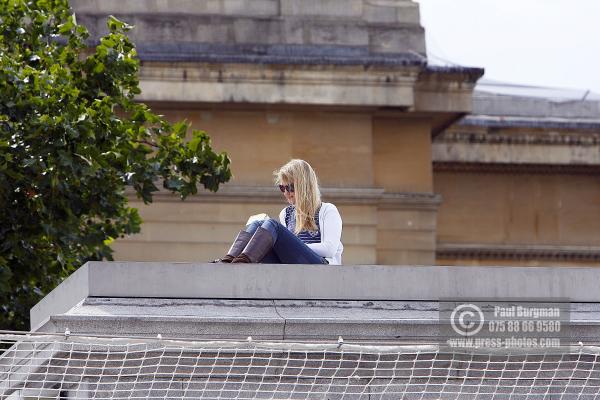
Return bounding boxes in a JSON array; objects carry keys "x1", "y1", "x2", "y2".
[{"x1": 1, "y1": 333, "x2": 600, "y2": 399}]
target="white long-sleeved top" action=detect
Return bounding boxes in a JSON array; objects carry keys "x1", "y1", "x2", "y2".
[{"x1": 278, "y1": 202, "x2": 343, "y2": 265}]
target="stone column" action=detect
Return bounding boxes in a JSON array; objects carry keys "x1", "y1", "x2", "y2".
[{"x1": 373, "y1": 117, "x2": 440, "y2": 265}]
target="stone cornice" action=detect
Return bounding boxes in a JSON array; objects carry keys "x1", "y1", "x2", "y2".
[
  {"x1": 433, "y1": 162, "x2": 600, "y2": 175},
  {"x1": 413, "y1": 66, "x2": 483, "y2": 115},
  {"x1": 418, "y1": 65, "x2": 484, "y2": 85},
  {"x1": 432, "y1": 138, "x2": 600, "y2": 166},
  {"x1": 459, "y1": 115, "x2": 600, "y2": 131},
  {"x1": 139, "y1": 61, "x2": 420, "y2": 86},
  {"x1": 126, "y1": 185, "x2": 441, "y2": 210},
  {"x1": 137, "y1": 61, "x2": 419, "y2": 106},
  {"x1": 134, "y1": 43, "x2": 426, "y2": 67},
  {"x1": 437, "y1": 243, "x2": 600, "y2": 262},
  {"x1": 436, "y1": 131, "x2": 600, "y2": 146}
]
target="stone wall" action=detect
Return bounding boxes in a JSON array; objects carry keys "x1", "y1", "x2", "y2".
[
  {"x1": 113, "y1": 106, "x2": 440, "y2": 265},
  {"x1": 72, "y1": 0, "x2": 426, "y2": 55},
  {"x1": 433, "y1": 90, "x2": 600, "y2": 266}
]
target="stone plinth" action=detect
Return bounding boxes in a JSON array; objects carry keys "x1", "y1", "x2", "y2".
[
  {"x1": 8, "y1": 262, "x2": 600, "y2": 399},
  {"x1": 31, "y1": 262, "x2": 600, "y2": 343}
]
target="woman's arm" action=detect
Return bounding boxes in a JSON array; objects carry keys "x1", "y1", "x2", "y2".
[
  {"x1": 306, "y1": 204, "x2": 342, "y2": 258},
  {"x1": 279, "y1": 208, "x2": 286, "y2": 226}
]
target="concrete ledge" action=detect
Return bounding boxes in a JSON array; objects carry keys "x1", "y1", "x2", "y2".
[
  {"x1": 437, "y1": 243, "x2": 600, "y2": 262},
  {"x1": 31, "y1": 262, "x2": 600, "y2": 331},
  {"x1": 126, "y1": 185, "x2": 441, "y2": 209},
  {"x1": 432, "y1": 141, "x2": 600, "y2": 165},
  {"x1": 29, "y1": 263, "x2": 90, "y2": 331},
  {"x1": 37, "y1": 297, "x2": 600, "y2": 342}
]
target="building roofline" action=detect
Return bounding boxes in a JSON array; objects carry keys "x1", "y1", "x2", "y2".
[
  {"x1": 421, "y1": 64, "x2": 485, "y2": 83},
  {"x1": 133, "y1": 43, "x2": 428, "y2": 66},
  {"x1": 459, "y1": 115, "x2": 600, "y2": 130}
]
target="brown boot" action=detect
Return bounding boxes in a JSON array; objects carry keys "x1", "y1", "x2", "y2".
[
  {"x1": 211, "y1": 230, "x2": 252, "y2": 263},
  {"x1": 232, "y1": 227, "x2": 273, "y2": 263}
]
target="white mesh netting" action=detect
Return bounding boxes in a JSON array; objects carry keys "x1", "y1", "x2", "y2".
[{"x1": 1, "y1": 333, "x2": 599, "y2": 399}]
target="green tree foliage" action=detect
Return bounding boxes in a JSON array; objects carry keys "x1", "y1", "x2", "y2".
[{"x1": 0, "y1": 0, "x2": 232, "y2": 330}]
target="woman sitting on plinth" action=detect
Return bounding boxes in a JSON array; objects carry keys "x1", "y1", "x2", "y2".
[{"x1": 213, "y1": 159, "x2": 343, "y2": 265}]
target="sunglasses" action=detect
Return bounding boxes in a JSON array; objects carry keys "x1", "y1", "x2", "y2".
[{"x1": 278, "y1": 184, "x2": 295, "y2": 193}]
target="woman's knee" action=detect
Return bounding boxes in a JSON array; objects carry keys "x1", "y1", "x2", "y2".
[
  {"x1": 261, "y1": 218, "x2": 280, "y2": 230},
  {"x1": 259, "y1": 218, "x2": 283, "y2": 240},
  {"x1": 244, "y1": 220, "x2": 262, "y2": 234}
]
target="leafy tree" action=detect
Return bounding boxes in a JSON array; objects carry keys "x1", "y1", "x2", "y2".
[{"x1": 0, "y1": 0, "x2": 231, "y2": 330}]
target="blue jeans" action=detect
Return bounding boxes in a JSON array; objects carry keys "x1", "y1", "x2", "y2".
[{"x1": 244, "y1": 219, "x2": 327, "y2": 264}]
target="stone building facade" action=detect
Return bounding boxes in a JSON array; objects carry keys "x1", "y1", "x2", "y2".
[
  {"x1": 70, "y1": 0, "x2": 600, "y2": 266},
  {"x1": 434, "y1": 84, "x2": 600, "y2": 266}
]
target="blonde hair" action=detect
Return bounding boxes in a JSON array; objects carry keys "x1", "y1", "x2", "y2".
[{"x1": 274, "y1": 159, "x2": 321, "y2": 234}]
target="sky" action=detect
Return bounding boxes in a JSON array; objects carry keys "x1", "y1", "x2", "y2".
[{"x1": 415, "y1": 0, "x2": 600, "y2": 95}]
